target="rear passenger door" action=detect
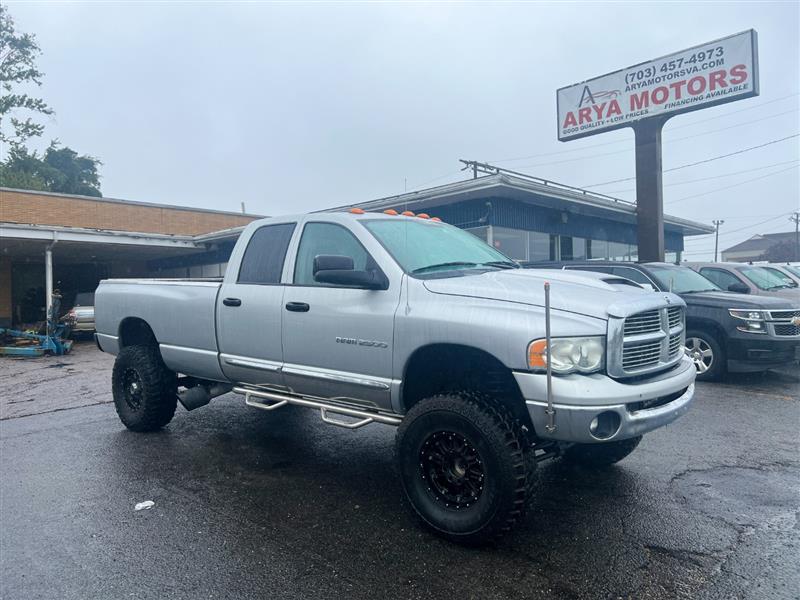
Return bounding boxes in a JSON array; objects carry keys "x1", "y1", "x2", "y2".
[{"x1": 217, "y1": 222, "x2": 296, "y2": 387}]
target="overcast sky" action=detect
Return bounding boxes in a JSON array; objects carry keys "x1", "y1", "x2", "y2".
[{"x1": 7, "y1": 1, "x2": 800, "y2": 259}]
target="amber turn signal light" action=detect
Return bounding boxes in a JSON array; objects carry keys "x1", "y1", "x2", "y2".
[{"x1": 527, "y1": 339, "x2": 548, "y2": 369}]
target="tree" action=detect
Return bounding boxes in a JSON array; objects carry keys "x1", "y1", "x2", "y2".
[
  {"x1": 41, "y1": 141, "x2": 102, "y2": 196},
  {"x1": 0, "y1": 141, "x2": 102, "y2": 196},
  {"x1": 0, "y1": 4, "x2": 54, "y2": 150}
]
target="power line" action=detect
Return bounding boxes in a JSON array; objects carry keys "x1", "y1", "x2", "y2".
[
  {"x1": 490, "y1": 92, "x2": 800, "y2": 164},
  {"x1": 511, "y1": 121, "x2": 799, "y2": 173},
  {"x1": 665, "y1": 164, "x2": 799, "y2": 206},
  {"x1": 667, "y1": 92, "x2": 800, "y2": 131},
  {"x1": 604, "y1": 159, "x2": 800, "y2": 195},
  {"x1": 683, "y1": 212, "x2": 796, "y2": 241},
  {"x1": 585, "y1": 134, "x2": 800, "y2": 188}
]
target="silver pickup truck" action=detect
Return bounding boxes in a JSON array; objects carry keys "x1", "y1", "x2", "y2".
[{"x1": 96, "y1": 211, "x2": 696, "y2": 543}]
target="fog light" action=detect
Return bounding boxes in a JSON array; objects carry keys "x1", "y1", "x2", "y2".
[{"x1": 589, "y1": 411, "x2": 621, "y2": 440}]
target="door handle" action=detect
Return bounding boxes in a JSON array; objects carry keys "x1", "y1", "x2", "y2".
[
  {"x1": 285, "y1": 302, "x2": 310, "y2": 312},
  {"x1": 222, "y1": 297, "x2": 242, "y2": 307}
]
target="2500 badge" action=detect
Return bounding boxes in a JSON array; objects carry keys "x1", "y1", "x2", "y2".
[{"x1": 335, "y1": 336, "x2": 389, "y2": 349}]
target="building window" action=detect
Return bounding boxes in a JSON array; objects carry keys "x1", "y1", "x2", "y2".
[
  {"x1": 589, "y1": 239, "x2": 608, "y2": 260},
  {"x1": 466, "y1": 226, "x2": 488, "y2": 243},
  {"x1": 609, "y1": 241, "x2": 632, "y2": 261},
  {"x1": 528, "y1": 232, "x2": 555, "y2": 262},
  {"x1": 560, "y1": 236, "x2": 587, "y2": 261},
  {"x1": 492, "y1": 227, "x2": 528, "y2": 261}
]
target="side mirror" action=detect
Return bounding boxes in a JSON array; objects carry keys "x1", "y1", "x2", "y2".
[
  {"x1": 312, "y1": 254, "x2": 387, "y2": 290},
  {"x1": 313, "y1": 254, "x2": 353, "y2": 274},
  {"x1": 727, "y1": 282, "x2": 750, "y2": 294}
]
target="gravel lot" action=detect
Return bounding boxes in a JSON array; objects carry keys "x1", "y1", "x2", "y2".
[{"x1": 1, "y1": 343, "x2": 798, "y2": 599}]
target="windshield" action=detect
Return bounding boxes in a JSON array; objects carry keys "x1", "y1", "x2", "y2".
[
  {"x1": 647, "y1": 265, "x2": 720, "y2": 293},
  {"x1": 785, "y1": 265, "x2": 800, "y2": 278},
  {"x1": 762, "y1": 267, "x2": 798, "y2": 287},
  {"x1": 363, "y1": 218, "x2": 514, "y2": 275},
  {"x1": 740, "y1": 266, "x2": 793, "y2": 290}
]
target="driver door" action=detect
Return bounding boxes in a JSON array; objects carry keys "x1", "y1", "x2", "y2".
[{"x1": 281, "y1": 221, "x2": 401, "y2": 411}]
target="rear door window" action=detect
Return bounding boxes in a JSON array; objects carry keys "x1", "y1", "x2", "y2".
[
  {"x1": 237, "y1": 223, "x2": 296, "y2": 284},
  {"x1": 699, "y1": 267, "x2": 741, "y2": 290}
]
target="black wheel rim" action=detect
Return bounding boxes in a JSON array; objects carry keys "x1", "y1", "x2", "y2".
[
  {"x1": 122, "y1": 368, "x2": 143, "y2": 410},
  {"x1": 419, "y1": 431, "x2": 485, "y2": 509}
]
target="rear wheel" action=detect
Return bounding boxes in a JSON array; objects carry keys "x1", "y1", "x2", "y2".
[
  {"x1": 562, "y1": 435, "x2": 642, "y2": 467},
  {"x1": 396, "y1": 392, "x2": 532, "y2": 544},
  {"x1": 685, "y1": 330, "x2": 725, "y2": 381},
  {"x1": 112, "y1": 345, "x2": 177, "y2": 432}
]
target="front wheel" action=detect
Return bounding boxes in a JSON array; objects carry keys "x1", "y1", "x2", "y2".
[
  {"x1": 685, "y1": 330, "x2": 725, "y2": 381},
  {"x1": 395, "y1": 392, "x2": 532, "y2": 544},
  {"x1": 112, "y1": 345, "x2": 177, "y2": 432},
  {"x1": 562, "y1": 435, "x2": 642, "y2": 467}
]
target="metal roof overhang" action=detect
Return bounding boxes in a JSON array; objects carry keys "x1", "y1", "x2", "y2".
[
  {"x1": 1, "y1": 222, "x2": 203, "y2": 264},
  {"x1": 340, "y1": 174, "x2": 714, "y2": 236}
]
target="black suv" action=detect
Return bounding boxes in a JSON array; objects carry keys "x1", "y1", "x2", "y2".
[{"x1": 524, "y1": 261, "x2": 800, "y2": 381}]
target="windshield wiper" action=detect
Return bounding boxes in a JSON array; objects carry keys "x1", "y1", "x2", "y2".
[
  {"x1": 411, "y1": 261, "x2": 478, "y2": 274},
  {"x1": 481, "y1": 260, "x2": 520, "y2": 269}
]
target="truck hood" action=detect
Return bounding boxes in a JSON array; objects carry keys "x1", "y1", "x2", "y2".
[
  {"x1": 679, "y1": 290, "x2": 799, "y2": 310},
  {"x1": 422, "y1": 269, "x2": 679, "y2": 320}
]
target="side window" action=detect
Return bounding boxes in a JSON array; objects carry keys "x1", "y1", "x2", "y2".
[
  {"x1": 700, "y1": 268, "x2": 739, "y2": 290},
  {"x1": 237, "y1": 223, "x2": 296, "y2": 284},
  {"x1": 294, "y1": 222, "x2": 369, "y2": 286},
  {"x1": 613, "y1": 267, "x2": 654, "y2": 286}
]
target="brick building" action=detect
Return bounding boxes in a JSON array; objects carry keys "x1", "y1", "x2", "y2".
[{"x1": 0, "y1": 188, "x2": 260, "y2": 327}]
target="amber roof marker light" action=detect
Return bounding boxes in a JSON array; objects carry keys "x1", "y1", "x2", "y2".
[{"x1": 349, "y1": 208, "x2": 365, "y2": 214}]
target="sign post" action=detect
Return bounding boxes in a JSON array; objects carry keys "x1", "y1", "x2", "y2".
[{"x1": 556, "y1": 30, "x2": 759, "y2": 262}]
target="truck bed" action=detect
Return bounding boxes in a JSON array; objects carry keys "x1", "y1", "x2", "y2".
[{"x1": 95, "y1": 278, "x2": 225, "y2": 381}]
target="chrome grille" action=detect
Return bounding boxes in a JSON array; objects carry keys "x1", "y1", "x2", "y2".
[
  {"x1": 609, "y1": 304, "x2": 686, "y2": 377},
  {"x1": 623, "y1": 310, "x2": 662, "y2": 336},
  {"x1": 769, "y1": 310, "x2": 800, "y2": 320},
  {"x1": 623, "y1": 340, "x2": 663, "y2": 369},
  {"x1": 773, "y1": 323, "x2": 800, "y2": 337},
  {"x1": 668, "y1": 333, "x2": 682, "y2": 356},
  {"x1": 667, "y1": 306, "x2": 682, "y2": 329}
]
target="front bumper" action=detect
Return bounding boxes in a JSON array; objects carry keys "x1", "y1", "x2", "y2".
[
  {"x1": 71, "y1": 321, "x2": 96, "y2": 332},
  {"x1": 513, "y1": 355, "x2": 696, "y2": 443},
  {"x1": 726, "y1": 334, "x2": 800, "y2": 372}
]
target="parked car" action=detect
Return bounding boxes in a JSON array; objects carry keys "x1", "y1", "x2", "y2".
[
  {"x1": 66, "y1": 292, "x2": 96, "y2": 335},
  {"x1": 95, "y1": 211, "x2": 697, "y2": 543},
  {"x1": 523, "y1": 261, "x2": 800, "y2": 381},
  {"x1": 685, "y1": 262, "x2": 800, "y2": 300},
  {"x1": 759, "y1": 264, "x2": 800, "y2": 288}
]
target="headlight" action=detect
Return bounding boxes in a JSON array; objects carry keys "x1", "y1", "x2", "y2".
[
  {"x1": 528, "y1": 336, "x2": 605, "y2": 374},
  {"x1": 728, "y1": 309, "x2": 767, "y2": 334}
]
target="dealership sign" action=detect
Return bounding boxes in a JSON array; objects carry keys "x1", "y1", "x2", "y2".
[{"x1": 557, "y1": 30, "x2": 759, "y2": 141}]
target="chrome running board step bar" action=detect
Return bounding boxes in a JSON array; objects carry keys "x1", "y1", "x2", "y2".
[{"x1": 233, "y1": 386, "x2": 403, "y2": 429}]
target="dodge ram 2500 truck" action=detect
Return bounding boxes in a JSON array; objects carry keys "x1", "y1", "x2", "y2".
[{"x1": 95, "y1": 211, "x2": 696, "y2": 543}]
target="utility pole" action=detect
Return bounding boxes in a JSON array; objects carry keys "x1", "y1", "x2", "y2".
[
  {"x1": 712, "y1": 219, "x2": 725, "y2": 262},
  {"x1": 791, "y1": 212, "x2": 800, "y2": 261}
]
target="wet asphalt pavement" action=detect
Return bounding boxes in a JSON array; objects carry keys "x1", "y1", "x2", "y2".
[{"x1": 1, "y1": 345, "x2": 798, "y2": 599}]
